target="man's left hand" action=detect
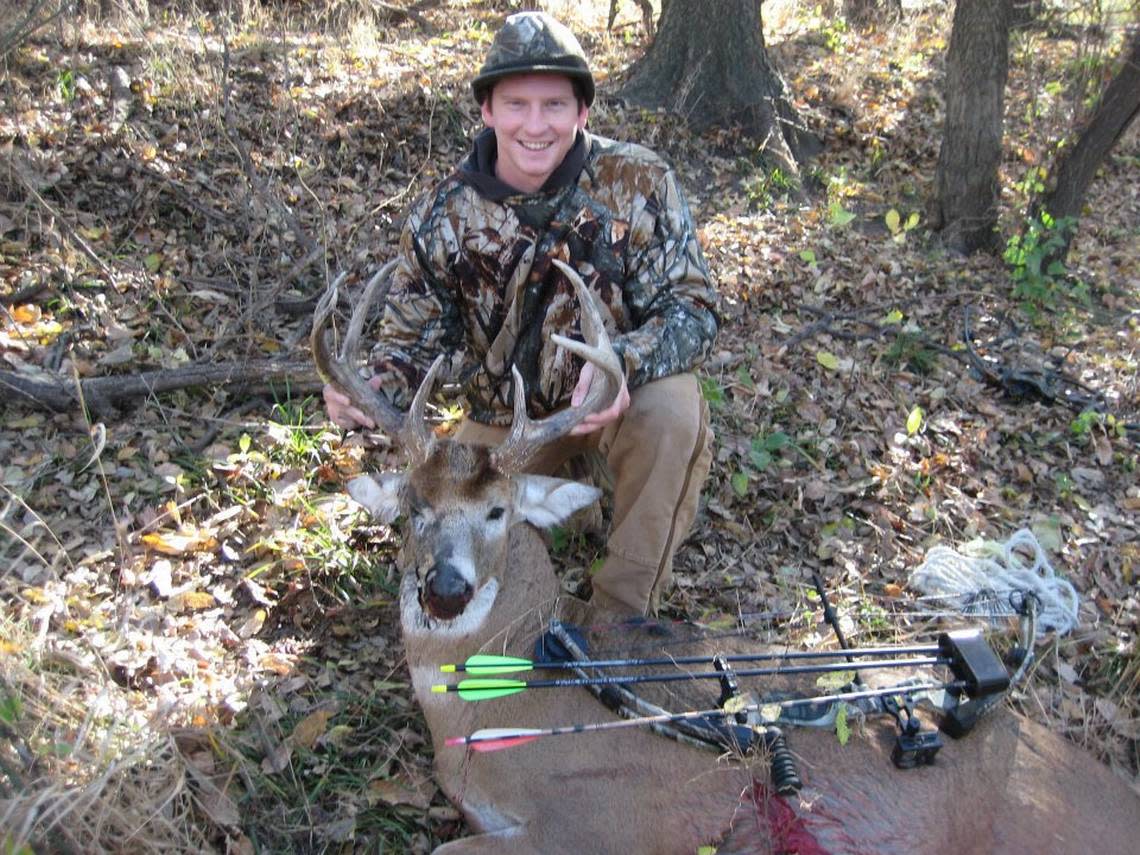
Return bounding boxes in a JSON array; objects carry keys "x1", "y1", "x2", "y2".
[{"x1": 569, "y1": 362, "x2": 630, "y2": 435}]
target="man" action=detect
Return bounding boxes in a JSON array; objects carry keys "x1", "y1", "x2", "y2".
[{"x1": 325, "y1": 11, "x2": 718, "y2": 617}]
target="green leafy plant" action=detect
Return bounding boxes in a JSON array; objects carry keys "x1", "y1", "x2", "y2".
[
  {"x1": 828, "y1": 200, "x2": 856, "y2": 229},
  {"x1": 822, "y1": 16, "x2": 848, "y2": 52},
  {"x1": 699, "y1": 376, "x2": 726, "y2": 411},
  {"x1": 885, "y1": 209, "x2": 920, "y2": 243},
  {"x1": 55, "y1": 68, "x2": 76, "y2": 102},
  {"x1": 884, "y1": 331, "x2": 938, "y2": 374},
  {"x1": 742, "y1": 165, "x2": 798, "y2": 209},
  {"x1": 1003, "y1": 210, "x2": 1081, "y2": 314}
]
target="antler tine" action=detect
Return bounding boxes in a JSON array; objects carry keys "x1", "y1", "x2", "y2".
[
  {"x1": 311, "y1": 259, "x2": 406, "y2": 437},
  {"x1": 402, "y1": 353, "x2": 447, "y2": 464},
  {"x1": 492, "y1": 260, "x2": 624, "y2": 473}
]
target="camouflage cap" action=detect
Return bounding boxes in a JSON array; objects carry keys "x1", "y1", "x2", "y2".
[{"x1": 472, "y1": 11, "x2": 594, "y2": 106}]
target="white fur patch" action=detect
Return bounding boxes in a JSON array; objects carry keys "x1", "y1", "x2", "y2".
[
  {"x1": 347, "y1": 473, "x2": 403, "y2": 524},
  {"x1": 401, "y1": 572, "x2": 500, "y2": 639},
  {"x1": 514, "y1": 475, "x2": 601, "y2": 529}
]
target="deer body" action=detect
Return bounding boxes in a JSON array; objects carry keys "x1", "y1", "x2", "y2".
[
  {"x1": 351, "y1": 447, "x2": 1140, "y2": 855},
  {"x1": 317, "y1": 262, "x2": 1139, "y2": 854}
]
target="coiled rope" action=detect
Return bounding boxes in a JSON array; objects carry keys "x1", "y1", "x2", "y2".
[{"x1": 909, "y1": 528, "x2": 1080, "y2": 639}]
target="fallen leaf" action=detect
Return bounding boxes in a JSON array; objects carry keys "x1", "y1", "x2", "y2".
[
  {"x1": 141, "y1": 528, "x2": 218, "y2": 555},
  {"x1": 261, "y1": 739, "x2": 292, "y2": 774},
  {"x1": 368, "y1": 775, "x2": 432, "y2": 809},
  {"x1": 171, "y1": 590, "x2": 217, "y2": 611},
  {"x1": 816, "y1": 350, "x2": 840, "y2": 370},
  {"x1": 291, "y1": 708, "x2": 333, "y2": 750}
]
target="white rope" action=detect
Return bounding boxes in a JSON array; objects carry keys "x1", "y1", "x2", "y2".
[{"x1": 908, "y1": 529, "x2": 1080, "y2": 639}]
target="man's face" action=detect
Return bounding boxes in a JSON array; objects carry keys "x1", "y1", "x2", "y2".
[{"x1": 480, "y1": 73, "x2": 588, "y2": 194}]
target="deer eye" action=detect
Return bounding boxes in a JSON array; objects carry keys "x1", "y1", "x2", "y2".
[{"x1": 486, "y1": 507, "x2": 506, "y2": 522}]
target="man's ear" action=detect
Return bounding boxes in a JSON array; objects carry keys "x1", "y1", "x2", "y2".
[
  {"x1": 513, "y1": 475, "x2": 601, "y2": 530},
  {"x1": 347, "y1": 473, "x2": 404, "y2": 524}
]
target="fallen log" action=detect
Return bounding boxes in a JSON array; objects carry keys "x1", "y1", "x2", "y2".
[{"x1": 0, "y1": 359, "x2": 322, "y2": 417}]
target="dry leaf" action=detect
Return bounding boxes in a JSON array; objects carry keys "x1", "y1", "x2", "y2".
[
  {"x1": 142, "y1": 528, "x2": 218, "y2": 555},
  {"x1": 291, "y1": 708, "x2": 333, "y2": 750},
  {"x1": 368, "y1": 775, "x2": 432, "y2": 809},
  {"x1": 259, "y1": 652, "x2": 296, "y2": 675},
  {"x1": 172, "y1": 590, "x2": 217, "y2": 611},
  {"x1": 261, "y1": 739, "x2": 293, "y2": 774}
]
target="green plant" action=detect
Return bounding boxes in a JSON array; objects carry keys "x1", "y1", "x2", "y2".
[
  {"x1": 884, "y1": 331, "x2": 938, "y2": 374},
  {"x1": 828, "y1": 200, "x2": 856, "y2": 229},
  {"x1": 55, "y1": 68, "x2": 76, "y2": 102},
  {"x1": 268, "y1": 397, "x2": 326, "y2": 465},
  {"x1": 885, "y1": 209, "x2": 919, "y2": 243},
  {"x1": 822, "y1": 17, "x2": 848, "y2": 52},
  {"x1": 699, "y1": 376, "x2": 726, "y2": 411},
  {"x1": 742, "y1": 165, "x2": 797, "y2": 209},
  {"x1": 1003, "y1": 210, "x2": 1081, "y2": 314}
]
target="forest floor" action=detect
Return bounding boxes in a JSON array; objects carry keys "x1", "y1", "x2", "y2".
[{"x1": 1, "y1": 1, "x2": 1137, "y2": 852}]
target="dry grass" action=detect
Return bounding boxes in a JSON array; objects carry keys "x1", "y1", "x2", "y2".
[{"x1": 0, "y1": 619, "x2": 219, "y2": 853}]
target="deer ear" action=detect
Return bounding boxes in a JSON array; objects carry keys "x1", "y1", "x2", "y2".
[
  {"x1": 514, "y1": 475, "x2": 601, "y2": 530},
  {"x1": 347, "y1": 473, "x2": 404, "y2": 524}
]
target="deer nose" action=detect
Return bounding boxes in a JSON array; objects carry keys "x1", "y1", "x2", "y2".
[{"x1": 424, "y1": 563, "x2": 473, "y2": 620}]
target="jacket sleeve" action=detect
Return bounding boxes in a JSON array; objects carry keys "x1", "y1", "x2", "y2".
[
  {"x1": 614, "y1": 167, "x2": 719, "y2": 389},
  {"x1": 368, "y1": 194, "x2": 469, "y2": 411}
]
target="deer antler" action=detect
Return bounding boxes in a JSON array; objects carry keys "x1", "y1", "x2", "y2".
[
  {"x1": 492, "y1": 259, "x2": 624, "y2": 474},
  {"x1": 311, "y1": 260, "x2": 439, "y2": 462}
]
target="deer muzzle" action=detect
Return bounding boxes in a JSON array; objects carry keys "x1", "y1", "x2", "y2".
[{"x1": 422, "y1": 561, "x2": 475, "y2": 620}]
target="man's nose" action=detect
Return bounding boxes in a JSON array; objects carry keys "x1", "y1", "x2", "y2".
[{"x1": 523, "y1": 105, "x2": 546, "y2": 132}]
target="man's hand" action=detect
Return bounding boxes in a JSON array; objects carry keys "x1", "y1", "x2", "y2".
[
  {"x1": 569, "y1": 362, "x2": 630, "y2": 435},
  {"x1": 323, "y1": 376, "x2": 384, "y2": 430}
]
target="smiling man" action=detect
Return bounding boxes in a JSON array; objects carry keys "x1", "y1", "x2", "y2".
[{"x1": 324, "y1": 11, "x2": 718, "y2": 617}]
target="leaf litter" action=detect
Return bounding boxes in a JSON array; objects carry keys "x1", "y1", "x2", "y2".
[{"x1": 1, "y1": 1, "x2": 1138, "y2": 851}]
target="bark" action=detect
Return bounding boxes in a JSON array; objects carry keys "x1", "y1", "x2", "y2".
[
  {"x1": 618, "y1": 0, "x2": 818, "y2": 174},
  {"x1": 0, "y1": 359, "x2": 321, "y2": 417},
  {"x1": 931, "y1": 0, "x2": 1012, "y2": 254},
  {"x1": 1034, "y1": 29, "x2": 1140, "y2": 235}
]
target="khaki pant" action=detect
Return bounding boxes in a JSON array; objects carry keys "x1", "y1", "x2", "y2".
[{"x1": 456, "y1": 373, "x2": 713, "y2": 616}]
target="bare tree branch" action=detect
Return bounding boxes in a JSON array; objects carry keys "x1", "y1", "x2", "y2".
[{"x1": 0, "y1": 359, "x2": 322, "y2": 417}]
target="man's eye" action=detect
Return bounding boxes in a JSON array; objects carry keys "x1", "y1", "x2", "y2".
[{"x1": 487, "y1": 507, "x2": 506, "y2": 521}]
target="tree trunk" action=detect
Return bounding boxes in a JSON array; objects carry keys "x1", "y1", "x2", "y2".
[
  {"x1": 618, "y1": 0, "x2": 818, "y2": 175},
  {"x1": 1034, "y1": 29, "x2": 1140, "y2": 242},
  {"x1": 931, "y1": 0, "x2": 1012, "y2": 254}
]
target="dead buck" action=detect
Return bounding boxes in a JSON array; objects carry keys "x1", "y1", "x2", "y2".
[{"x1": 314, "y1": 261, "x2": 1139, "y2": 854}]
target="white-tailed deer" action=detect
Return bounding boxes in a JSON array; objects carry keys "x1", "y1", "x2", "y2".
[{"x1": 314, "y1": 261, "x2": 1139, "y2": 854}]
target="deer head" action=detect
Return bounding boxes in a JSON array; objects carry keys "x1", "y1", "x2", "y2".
[{"x1": 312, "y1": 259, "x2": 624, "y2": 627}]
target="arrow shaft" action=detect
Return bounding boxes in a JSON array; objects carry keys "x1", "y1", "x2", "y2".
[
  {"x1": 456, "y1": 643, "x2": 944, "y2": 673},
  {"x1": 449, "y1": 680, "x2": 968, "y2": 749},
  {"x1": 451, "y1": 656, "x2": 946, "y2": 697}
]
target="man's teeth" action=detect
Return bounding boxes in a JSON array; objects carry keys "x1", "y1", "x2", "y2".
[{"x1": 520, "y1": 141, "x2": 551, "y2": 150}]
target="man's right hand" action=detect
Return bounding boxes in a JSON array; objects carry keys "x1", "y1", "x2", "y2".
[{"x1": 323, "y1": 376, "x2": 384, "y2": 430}]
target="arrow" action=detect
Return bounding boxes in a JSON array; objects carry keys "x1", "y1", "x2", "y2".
[
  {"x1": 433, "y1": 656, "x2": 947, "y2": 701},
  {"x1": 445, "y1": 679, "x2": 967, "y2": 751},
  {"x1": 440, "y1": 643, "x2": 945, "y2": 675}
]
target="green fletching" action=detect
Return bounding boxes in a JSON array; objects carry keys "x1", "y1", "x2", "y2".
[
  {"x1": 456, "y1": 679, "x2": 528, "y2": 700},
  {"x1": 463, "y1": 654, "x2": 536, "y2": 675}
]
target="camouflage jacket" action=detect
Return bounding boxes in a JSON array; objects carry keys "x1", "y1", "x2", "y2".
[{"x1": 369, "y1": 128, "x2": 718, "y2": 426}]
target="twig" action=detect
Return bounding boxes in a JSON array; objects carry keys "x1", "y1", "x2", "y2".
[{"x1": 0, "y1": 283, "x2": 50, "y2": 306}]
